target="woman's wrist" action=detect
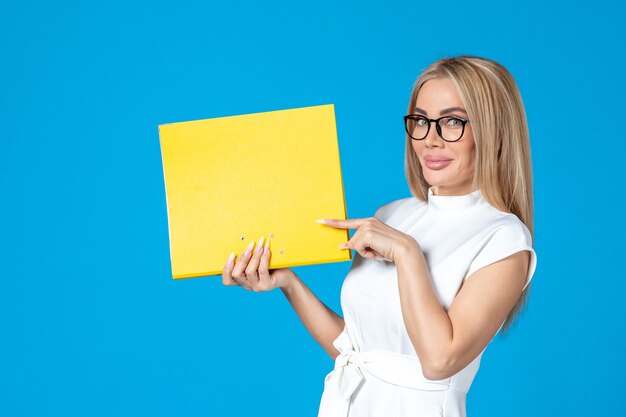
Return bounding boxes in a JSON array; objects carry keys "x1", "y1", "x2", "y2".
[
  {"x1": 278, "y1": 270, "x2": 298, "y2": 292},
  {"x1": 393, "y1": 236, "x2": 422, "y2": 264}
]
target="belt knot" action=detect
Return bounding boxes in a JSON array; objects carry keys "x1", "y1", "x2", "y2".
[{"x1": 332, "y1": 349, "x2": 365, "y2": 401}]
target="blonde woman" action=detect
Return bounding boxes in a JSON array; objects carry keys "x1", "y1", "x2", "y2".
[{"x1": 222, "y1": 55, "x2": 537, "y2": 417}]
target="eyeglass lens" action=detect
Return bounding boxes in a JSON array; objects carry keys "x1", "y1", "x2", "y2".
[{"x1": 407, "y1": 116, "x2": 465, "y2": 141}]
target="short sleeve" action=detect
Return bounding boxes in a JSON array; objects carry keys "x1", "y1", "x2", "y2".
[{"x1": 465, "y1": 221, "x2": 537, "y2": 292}]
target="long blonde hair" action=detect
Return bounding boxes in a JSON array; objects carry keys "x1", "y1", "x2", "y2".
[{"x1": 405, "y1": 55, "x2": 535, "y2": 336}]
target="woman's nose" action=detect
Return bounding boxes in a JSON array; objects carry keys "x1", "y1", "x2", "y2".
[{"x1": 424, "y1": 123, "x2": 444, "y2": 146}]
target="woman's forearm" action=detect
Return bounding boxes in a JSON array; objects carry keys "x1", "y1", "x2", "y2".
[
  {"x1": 395, "y1": 243, "x2": 454, "y2": 378},
  {"x1": 281, "y1": 273, "x2": 344, "y2": 360}
]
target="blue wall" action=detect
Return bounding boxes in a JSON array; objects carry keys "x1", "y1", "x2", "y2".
[{"x1": 1, "y1": 0, "x2": 624, "y2": 415}]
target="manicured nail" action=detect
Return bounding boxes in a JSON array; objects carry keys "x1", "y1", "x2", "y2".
[
  {"x1": 315, "y1": 219, "x2": 327, "y2": 224},
  {"x1": 264, "y1": 238, "x2": 270, "y2": 254},
  {"x1": 256, "y1": 237, "x2": 265, "y2": 253},
  {"x1": 245, "y1": 241, "x2": 254, "y2": 256},
  {"x1": 227, "y1": 252, "x2": 235, "y2": 266},
  {"x1": 337, "y1": 242, "x2": 348, "y2": 249}
]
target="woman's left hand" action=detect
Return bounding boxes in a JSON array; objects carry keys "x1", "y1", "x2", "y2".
[{"x1": 317, "y1": 217, "x2": 420, "y2": 263}]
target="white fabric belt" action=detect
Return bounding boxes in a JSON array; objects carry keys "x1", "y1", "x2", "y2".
[{"x1": 317, "y1": 327, "x2": 472, "y2": 417}]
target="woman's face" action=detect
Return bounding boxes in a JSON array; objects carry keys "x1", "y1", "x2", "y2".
[{"x1": 411, "y1": 78, "x2": 476, "y2": 196}]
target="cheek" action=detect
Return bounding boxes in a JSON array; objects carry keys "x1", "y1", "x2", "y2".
[
  {"x1": 411, "y1": 141, "x2": 422, "y2": 159},
  {"x1": 452, "y1": 142, "x2": 475, "y2": 172},
  {"x1": 466, "y1": 143, "x2": 476, "y2": 160},
  {"x1": 463, "y1": 146, "x2": 476, "y2": 172},
  {"x1": 460, "y1": 135, "x2": 476, "y2": 162}
]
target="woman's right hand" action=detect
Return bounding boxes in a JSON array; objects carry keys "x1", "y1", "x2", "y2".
[{"x1": 222, "y1": 237, "x2": 295, "y2": 292}]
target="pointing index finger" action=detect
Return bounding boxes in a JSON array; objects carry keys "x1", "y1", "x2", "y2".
[{"x1": 315, "y1": 218, "x2": 365, "y2": 229}]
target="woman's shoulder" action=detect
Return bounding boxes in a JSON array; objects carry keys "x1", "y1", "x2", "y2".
[
  {"x1": 480, "y1": 204, "x2": 532, "y2": 237},
  {"x1": 372, "y1": 196, "x2": 424, "y2": 223}
]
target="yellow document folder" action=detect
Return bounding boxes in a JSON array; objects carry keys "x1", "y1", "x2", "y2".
[{"x1": 158, "y1": 104, "x2": 351, "y2": 279}]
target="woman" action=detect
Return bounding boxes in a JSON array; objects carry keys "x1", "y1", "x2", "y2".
[{"x1": 221, "y1": 55, "x2": 537, "y2": 417}]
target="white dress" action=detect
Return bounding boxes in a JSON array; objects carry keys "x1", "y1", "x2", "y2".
[{"x1": 317, "y1": 186, "x2": 537, "y2": 417}]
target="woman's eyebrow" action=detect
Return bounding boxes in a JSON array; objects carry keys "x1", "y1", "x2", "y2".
[{"x1": 414, "y1": 106, "x2": 468, "y2": 115}]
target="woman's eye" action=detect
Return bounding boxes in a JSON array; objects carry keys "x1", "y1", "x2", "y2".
[
  {"x1": 416, "y1": 118, "x2": 428, "y2": 126},
  {"x1": 445, "y1": 117, "x2": 462, "y2": 127}
]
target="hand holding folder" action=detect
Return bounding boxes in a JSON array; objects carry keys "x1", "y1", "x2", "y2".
[
  {"x1": 221, "y1": 236, "x2": 297, "y2": 291},
  {"x1": 158, "y1": 104, "x2": 352, "y2": 279}
]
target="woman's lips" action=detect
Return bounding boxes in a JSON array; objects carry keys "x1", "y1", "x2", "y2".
[{"x1": 424, "y1": 159, "x2": 453, "y2": 170}]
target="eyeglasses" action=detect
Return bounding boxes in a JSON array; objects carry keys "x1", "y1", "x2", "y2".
[{"x1": 404, "y1": 114, "x2": 471, "y2": 142}]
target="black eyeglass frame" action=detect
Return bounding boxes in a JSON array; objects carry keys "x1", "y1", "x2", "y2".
[{"x1": 403, "y1": 114, "x2": 471, "y2": 142}]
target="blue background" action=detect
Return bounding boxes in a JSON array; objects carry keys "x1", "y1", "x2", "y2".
[{"x1": 2, "y1": 0, "x2": 624, "y2": 416}]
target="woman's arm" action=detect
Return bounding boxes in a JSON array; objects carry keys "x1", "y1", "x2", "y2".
[
  {"x1": 317, "y1": 217, "x2": 531, "y2": 380},
  {"x1": 395, "y1": 243, "x2": 530, "y2": 380},
  {"x1": 280, "y1": 272, "x2": 345, "y2": 360}
]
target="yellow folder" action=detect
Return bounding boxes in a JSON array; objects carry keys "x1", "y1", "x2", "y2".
[{"x1": 158, "y1": 104, "x2": 351, "y2": 279}]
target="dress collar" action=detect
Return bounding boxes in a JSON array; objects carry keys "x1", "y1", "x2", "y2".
[{"x1": 427, "y1": 186, "x2": 486, "y2": 216}]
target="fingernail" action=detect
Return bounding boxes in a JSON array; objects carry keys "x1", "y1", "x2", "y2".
[
  {"x1": 315, "y1": 219, "x2": 327, "y2": 224},
  {"x1": 256, "y1": 237, "x2": 265, "y2": 253},
  {"x1": 264, "y1": 238, "x2": 270, "y2": 254},
  {"x1": 245, "y1": 241, "x2": 254, "y2": 256},
  {"x1": 227, "y1": 251, "x2": 236, "y2": 266},
  {"x1": 337, "y1": 242, "x2": 348, "y2": 249}
]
